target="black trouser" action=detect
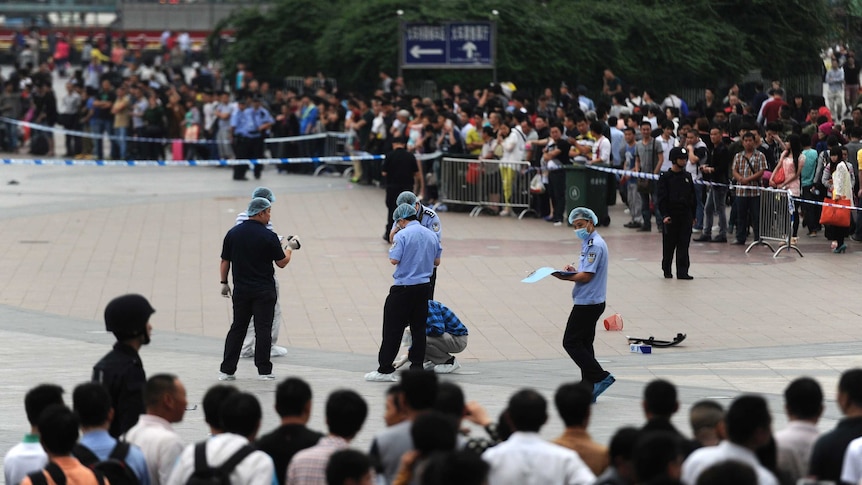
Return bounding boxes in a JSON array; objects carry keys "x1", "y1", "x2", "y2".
[
  {"x1": 221, "y1": 288, "x2": 276, "y2": 375},
  {"x1": 429, "y1": 267, "x2": 437, "y2": 300},
  {"x1": 735, "y1": 195, "x2": 760, "y2": 242},
  {"x1": 662, "y1": 211, "x2": 692, "y2": 277},
  {"x1": 233, "y1": 135, "x2": 250, "y2": 179},
  {"x1": 378, "y1": 283, "x2": 430, "y2": 373},
  {"x1": 385, "y1": 184, "x2": 413, "y2": 236},
  {"x1": 249, "y1": 136, "x2": 265, "y2": 178},
  {"x1": 802, "y1": 185, "x2": 823, "y2": 233},
  {"x1": 562, "y1": 302, "x2": 609, "y2": 384},
  {"x1": 58, "y1": 113, "x2": 80, "y2": 156},
  {"x1": 548, "y1": 169, "x2": 566, "y2": 222}
]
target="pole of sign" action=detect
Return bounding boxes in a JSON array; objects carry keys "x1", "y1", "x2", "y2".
[
  {"x1": 491, "y1": 10, "x2": 499, "y2": 84},
  {"x1": 397, "y1": 10, "x2": 404, "y2": 80}
]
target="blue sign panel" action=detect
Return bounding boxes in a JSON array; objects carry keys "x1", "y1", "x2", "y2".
[
  {"x1": 403, "y1": 24, "x2": 447, "y2": 67},
  {"x1": 401, "y1": 22, "x2": 494, "y2": 69},
  {"x1": 447, "y1": 22, "x2": 492, "y2": 65}
]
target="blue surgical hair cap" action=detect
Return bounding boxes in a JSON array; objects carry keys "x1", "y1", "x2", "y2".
[
  {"x1": 568, "y1": 207, "x2": 598, "y2": 225},
  {"x1": 396, "y1": 191, "x2": 418, "y2": 207},
  {"x1": 247, "y1": 197, "x2": 272, "y2": 217},
  {"x1": 392, "y1": 202, "x2": 418, "y2": 221},
  {"x1": 252, "y1": 186, "x2": 275, "y2": 202}
]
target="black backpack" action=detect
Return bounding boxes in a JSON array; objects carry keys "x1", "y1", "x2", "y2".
[
  {"x1": 186, "y1": 441, "x2": 255, "y2": 485},
  {"x1": 27, "y1": 461, "x2": 105, "y2": 485},
  {"x1": 73, "y1": 442, "x2": 140, "y2": 485}
]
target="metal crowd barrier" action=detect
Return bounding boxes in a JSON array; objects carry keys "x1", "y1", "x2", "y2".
[
  {"x1": 267, "y1": 133, "x2": 353, "y2": 177},
  {"x1": 746, "y1": 187, "x2": 803, "y2": 258},
  {"x1": 440, "y1": 157, "x2": 537, "y2": 218}
]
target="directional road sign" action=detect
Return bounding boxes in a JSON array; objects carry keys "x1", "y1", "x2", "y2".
[{"x1": 401, "y1": 21, "x2": 494, "y2": 70}]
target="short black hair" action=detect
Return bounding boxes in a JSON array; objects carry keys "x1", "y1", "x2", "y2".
[
  {"x1": 634, "y1": 431, "x2": 685, "y2": 483},
  {"x1": 725, "y1": 395, "x2": 771, "y2": 445},
  {"x1": 839, "y1": 368, "x2": 862, "y2": 407},
  {"x1": 644, "y1": 379, "x2": 677, "y2": 417},
  {"x1": 411, "y1": 411, "x2": 459, "y2": 454},
  {"x1": 326, "y1": 449, "x2": 371, "y2": 485},
  {"x1": 203, "y1": 384, "x2": 239, "y2": 430},
  {"x1": 144, "y1": 374, "x2": 178, "y2": 408},
  {"x1": 275, "y1": 377, "x2": 312, "y2": 417},
  {"x1": 783, "y1": 377, "x2": 823, "y2": 420},
  {"x1": 554, "y1": 381, "x2": 592, "y2": 427},
  {"x1": 401, "y1": 370, "x2": 437, "y2": 411},
  {"x1": 433, "y1": 382, "x2": 465, "y2": 418},
  {"x1": 507, "y1": 389, "x2": 547, "y2": 432},
  {"x1": 689, "y1": 400, "x2": 724, "y2": 434},
  {"x1": 608, "y1": 426, "x2": 640, "y2": 462},
  {"x1": 741, "y1": 132, "x2": 756, "y2": 141},
  {"x1": 589, "y1": 120, "x2": 604, "y2": 134},
  {"x1": 73, "y1": 382, "x2": 111, "y2": 428},
  {"x1": 421, "y1": 450, "x2": 489, "y2": 485},
  {"x1": 696, "y1": 460, "x2": 757, "y2": 485},
  {"x1": 326, "y1": 389, "x2": 368, "y2": 439},
  {"x1": 38, "y1": 404, "x2": 79, "y2": 455},
  {"x1": 25, "y1": 384, "x2": 64, "y2": 426},
  {"x1": 220, "y1": 392, "x2": 262, "y2": 438}
]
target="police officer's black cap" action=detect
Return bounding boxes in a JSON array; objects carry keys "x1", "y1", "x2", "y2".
[
  {"x1": 393, "y1": 136, "x2": 408, "y2": 145},
  {"x1": 104, "y1": 294, "x2": 155, "y2": 339},
  {"x1": 669, "y1": 147, "x2": 688, "y2": 160}
]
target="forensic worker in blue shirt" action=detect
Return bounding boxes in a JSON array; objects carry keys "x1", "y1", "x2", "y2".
[
  {"x1": 553, "y1": 207, "x2": 616, "y2": 401},
  {"x1": 365, "y1": 203, "x2": 442, "y2": 382},
  {"x1": 391, "y1": 190, "x2": 442, "y2": 298}
]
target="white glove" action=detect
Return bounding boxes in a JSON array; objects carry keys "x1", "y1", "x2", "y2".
[
  {"x1": 285, "y1": 235, "x2": 301, "y2": 250},
  {"x1": 221, "y1": 283, "x2": 232, "y2": 298}
]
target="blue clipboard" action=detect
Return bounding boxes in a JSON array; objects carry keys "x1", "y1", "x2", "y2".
[{"x1": 521, "y1": 267, "x2": 576, "y2": 283}]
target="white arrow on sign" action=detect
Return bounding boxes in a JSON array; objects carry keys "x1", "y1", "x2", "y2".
[
  {"x1": 410, "y1": 45, "x2": 443, "y2": 59},
  {"x1": 461, "y1": 41, "x2": 477, "y2": 59}
]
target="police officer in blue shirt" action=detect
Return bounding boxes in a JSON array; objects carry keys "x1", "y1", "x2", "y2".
[
  {"x1": 243, "y1": 94, "x2": 274, "y2": 180},
  {"x1": 230, "y1": 95, "x2": 249, "y2": 180},
  {"x1": 392, "y1": 190, "x2": 442, "y2": 298},
  {"x1": 553, "y1": 207, "x2": 616, "y2": 401},
  {"x1": 365, "y1": 203, "x2": 442, "y2": 382}
]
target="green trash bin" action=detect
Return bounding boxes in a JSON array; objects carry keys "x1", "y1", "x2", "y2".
[{"x1": 564, "y1": 165, "x2": 611, "y2": 226}]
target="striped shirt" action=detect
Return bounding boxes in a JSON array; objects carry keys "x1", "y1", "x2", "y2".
[
  {"x1": 733, "y1": 150, "x2": 767, "y2": 197},
  {"x1": 285, "y1": 436, "x2": 349, "y2": 485}
]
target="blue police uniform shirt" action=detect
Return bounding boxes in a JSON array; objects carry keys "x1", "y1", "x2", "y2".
[
  {"x1": 389, "y1": 221, "x2": 442, "y2": 286},
  {"x1": 418, "y1": 204, "x2": 442, "y2": 241},
  {"x1": 239, "y1": 106, "x2": 274, "y2": 138},
  {"x1": 572, "y1": 230, "x2": 608, "y2": 305},
  {"x1": 230, "y1": 106, "x2": 247, "y2": 136}
]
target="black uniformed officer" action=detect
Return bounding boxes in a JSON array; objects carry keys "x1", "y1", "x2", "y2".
[
  {"x1": 657, "y1": 146, "x2": 697, "y2": 280},
  {"x1": 381, "y1": 136, "x2": 422, "y2": 241},
  {"x1": 92, "y1": 293, "x2": 155, "y2": 438},
  {"x1": 219, "y1": 197, "x2": 291, "y2": 380}
]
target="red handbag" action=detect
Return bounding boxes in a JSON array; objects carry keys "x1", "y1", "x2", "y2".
[
  {"x1": 819, "y1": 198, "x2": 852, "y2": 227},
  {"x1": 465, "y1": 163, "x2": 481, "y2": 184}
]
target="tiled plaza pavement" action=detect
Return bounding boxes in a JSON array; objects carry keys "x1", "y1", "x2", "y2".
[{"x1": 0, "y1": 161, "x2": 860, "y2": 474}]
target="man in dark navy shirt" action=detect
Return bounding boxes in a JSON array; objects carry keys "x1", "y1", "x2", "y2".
[{"x1": 219, "y1": 197, "x2": 292, "y2": 380}]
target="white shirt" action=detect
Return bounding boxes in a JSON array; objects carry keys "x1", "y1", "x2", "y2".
[
  {"x1": 775, "y1": 421, "x2": 819, "y2": 485},
  {"x1": 501, "y1": 126, "x2": 527, "y2": 168},
  {"x1": 842, "y1": 436, "x2": 862, "y2": 485},
  {"x1": 681, "y1": 441, "x2": 778, "y2": 485},
  {"x1": 4, "y1": 438, "x2": 47, "y2": 485},
  {"x1": 482, "y1": 431, "x2": 595, "y2": 485},
  {"x1": 592, "y1": 135, "x2": 611, "y2": 165},
  {"x1": 657, "y1": 135, "x2": 675, "y2": 172},
  {"x1": 166, "y1": 433, "x2": 275, "y2": 485},
  {"x1": 686, "y1": 140, "x2": 707, "y2": 181},
  {"x1": 124, "y1": 414, "x2": 185, "y2": 485}
]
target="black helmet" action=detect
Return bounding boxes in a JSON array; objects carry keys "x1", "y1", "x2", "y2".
[{"x1": 104, "y1": 294, "x2": 155, "y2": 340}]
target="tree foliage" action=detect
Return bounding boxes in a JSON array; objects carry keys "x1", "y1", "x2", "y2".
[{"x1": 210, "y1": 0, "x2": 831, "y2": 94}]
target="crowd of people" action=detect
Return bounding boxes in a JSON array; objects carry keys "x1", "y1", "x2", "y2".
[{"x1": 6, "y1": 353, "x2": 862, "y2": 485}]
